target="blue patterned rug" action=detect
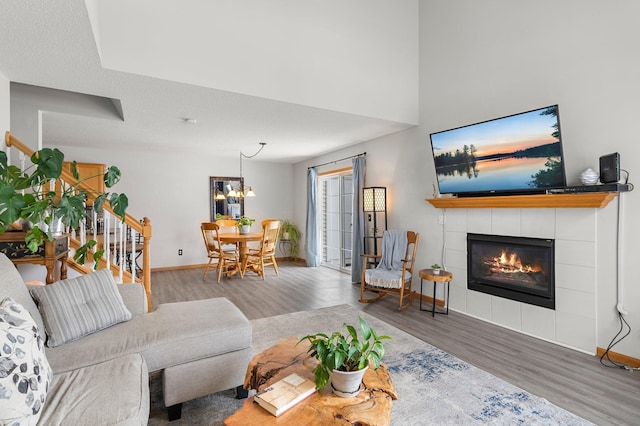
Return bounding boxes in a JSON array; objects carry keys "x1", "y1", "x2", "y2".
[{"x1": 148, "y1": 304, "x2": 592, "y2": 425}]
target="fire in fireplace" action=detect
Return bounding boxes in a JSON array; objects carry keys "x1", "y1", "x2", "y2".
[{"x1": 467, "y1": 233, "x2": 555, "y2": 309}]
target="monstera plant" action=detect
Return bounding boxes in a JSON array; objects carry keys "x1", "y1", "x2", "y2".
[{"x1": 0, "y1": 147, "x2": 128, "y2": 265}]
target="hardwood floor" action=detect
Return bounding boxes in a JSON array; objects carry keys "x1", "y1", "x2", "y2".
[{"x1": 151, "y1": 262, "x2": 639, "y2": 425}]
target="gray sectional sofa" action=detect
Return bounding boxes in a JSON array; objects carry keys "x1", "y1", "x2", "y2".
[{"x1": 0, "y1": 253, "x2": 252, "y2": 425}]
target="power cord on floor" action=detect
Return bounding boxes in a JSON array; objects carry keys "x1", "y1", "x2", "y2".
[{"x1": 599, "y1": 311, "x2": 639, "y2": 370}]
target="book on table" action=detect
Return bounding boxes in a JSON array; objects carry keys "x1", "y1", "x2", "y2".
[{"x1": 253, "y1": 373, "x2": 317, "y2": 416}]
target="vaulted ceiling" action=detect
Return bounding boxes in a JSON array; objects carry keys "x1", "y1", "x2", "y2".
[{"x1": 0, "y1": 0, "x2": 419, "y2": 162}]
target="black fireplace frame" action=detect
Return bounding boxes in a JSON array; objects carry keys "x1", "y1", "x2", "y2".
[{"x1": 467, "y1": 233, "x2": 555, "y2": 310}]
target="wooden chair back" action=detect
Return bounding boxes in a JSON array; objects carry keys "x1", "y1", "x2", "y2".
[
  {"x1": 215, "y1": 219, "x2": 238, "y2": 234},
  {"x1": 404, "y1": 231, "x2": 419, "y2": 277},
  {"x1": 201, "y1": 222, "x2": 223, "y2": 255},
  {"x1": 242, "y1": 219, "x2": 281, "y2": 279},
  {"x1": 260, "y1": 219, "x2": 281, "y2": 255},
  {"x1": 201, "y1": 222, "x2": 239, "y2": 282}
]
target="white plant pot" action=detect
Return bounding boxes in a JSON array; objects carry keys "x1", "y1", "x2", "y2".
[
  {"x1": 282, "y1": 231, "x2": 290, "y2": 241},
  {"x1": 432, "y1": 268, "x2": 441, "y2": 275},
  {"x1": 38, "y1": 214, "x2": 64, "y2": 237},
  {"x1": 329, "y1": 365, "x2": 368, "y2": 398},
  {"x1": 49, "y1": 217, "x2": 64, "y2": 237},
  {"x1": 238, "y1": 225, "x2": 251, "y2": 235}
]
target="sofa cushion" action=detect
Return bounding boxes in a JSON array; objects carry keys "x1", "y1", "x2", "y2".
[
  {"x1": 29, "y1": 269, "x2": 132, "y2": 348},
  {"x1": 46, "y1": 297, "x2": 251, "y2": 374},
  {"x1": 0, "y1": 253, "x2": 47, "y2": 335},
  {"x1": 0, "y1": 297, "x2": 52, "y2": 426},
  {"x1": 38, "y1": 353, "x2": 149, "y2": 426}
]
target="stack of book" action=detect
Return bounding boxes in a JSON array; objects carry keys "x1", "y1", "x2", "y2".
[{"x1": 253, "y1": 373, "x2": 317, "y2": 417}]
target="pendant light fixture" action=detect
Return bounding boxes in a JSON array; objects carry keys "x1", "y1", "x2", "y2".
[{"x1": 231, "y1": 142, "x2": 266, "y2": 198}]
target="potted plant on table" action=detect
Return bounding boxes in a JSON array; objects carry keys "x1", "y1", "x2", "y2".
[
  {"x1": 431, "y1": 264, "x2": 442, "y2": 275},
  {"x1": 279, "y1": 219, "x2": 301, "y2": 259},
  {"x1": 0, "y1": 147, "x2": 128, "y2": 265},
  {"x1": 298, "y1": 316, "x2": 392, "y2": 397},
  {"x1": 236, "y1": 216, "x2": 255, "y2": 235}
]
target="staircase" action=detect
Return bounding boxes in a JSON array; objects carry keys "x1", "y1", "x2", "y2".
[{"x1": 4, "y1": 131, "x2": 152, "y2": 310}]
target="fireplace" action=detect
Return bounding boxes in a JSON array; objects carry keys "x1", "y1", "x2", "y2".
[{"x1": 467, "y1": 233, "x2": 555, "y2": 310}]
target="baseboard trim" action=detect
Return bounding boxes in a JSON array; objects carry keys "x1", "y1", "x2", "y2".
[
  {"x1": 596, "y1": 347, "x2": 640, "y2": 368},
  {"x1": 411, "y1": 291, "x2": 445, "y2": 307},
  {"x1": 151, "y1": 264, "x2": 208, "y2": 272}
]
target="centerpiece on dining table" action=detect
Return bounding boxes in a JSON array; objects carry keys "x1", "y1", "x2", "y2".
[{"x1": 236, "y1": 216, "x2": 255, "y2": 235}]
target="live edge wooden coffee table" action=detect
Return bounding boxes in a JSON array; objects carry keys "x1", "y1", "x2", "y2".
[{"x1": 224, "y1": 336, "x2": 397, "y2": 426}]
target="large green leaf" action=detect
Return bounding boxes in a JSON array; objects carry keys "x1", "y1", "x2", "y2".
[
  {"x1": 110, "y1": 193, "x2": 128, "y2": 221},
  {"x1": 56, "y1": 193, "x2": 88, "y2": 228},
  {"x1": 0, "y1": 185, "x2": 26, "y2": 226},
  {"x1": 25, "y1": 227, "x2": 46, "y2": 252},
  {"x1": 70, "y1": 161, "x2": 79, "y2": 180},
  {"x1": 103, "y1": 166, "x2": 122, "y2": 188},
  {"x1": 31, "y1": 148, "x2": 64, "y2": 179},
  {"x1": 359, "y1": 316, "x2": 372, "y2": 341}
]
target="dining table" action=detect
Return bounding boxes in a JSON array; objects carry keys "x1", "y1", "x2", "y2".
[{"x1": 218, "y1": 231, "x2": 263, "y2": 277}]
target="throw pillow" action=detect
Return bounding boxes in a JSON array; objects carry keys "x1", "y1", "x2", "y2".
[
  {"x1": 29, "y1": 269, "x2": 132, "y2": 348},
  {"x1": 0, "y1": 297, "x2": 52, "y2": 425}
]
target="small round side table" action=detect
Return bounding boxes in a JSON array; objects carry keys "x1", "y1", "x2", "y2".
[{"x1": 419, "y1": 268, "x2": 453, "y2": 317}]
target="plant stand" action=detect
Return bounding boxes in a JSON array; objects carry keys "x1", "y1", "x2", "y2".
[{"x1": 279, "y1": 239, "x2": 293, "y2": 260}]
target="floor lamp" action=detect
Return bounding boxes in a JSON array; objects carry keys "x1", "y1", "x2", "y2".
[{"x1": 363, "y1": 187, "x2": 387, "y2": 257}]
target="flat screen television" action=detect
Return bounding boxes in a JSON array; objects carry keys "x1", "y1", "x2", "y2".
[{"x1": 429, "y1": 105, "x2": 566, "y2": 197}]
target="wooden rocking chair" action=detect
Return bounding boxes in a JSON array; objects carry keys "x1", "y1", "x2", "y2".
[{"x1": 359, "y1": 230, "x2": 419, "y2": 310}]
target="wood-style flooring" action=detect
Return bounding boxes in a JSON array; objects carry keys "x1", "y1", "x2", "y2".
[{"x1": 151, "y1": 261, "x2": 639, "y2": 425}]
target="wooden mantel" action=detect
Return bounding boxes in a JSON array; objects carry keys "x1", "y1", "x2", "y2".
[{"x1": 426, "y1": 192, "x2": 618, "y2": 209}]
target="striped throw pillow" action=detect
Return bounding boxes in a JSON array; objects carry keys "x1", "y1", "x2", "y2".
[{"x1": 29, "y1": 269, "x2": 132, "y2": 348}]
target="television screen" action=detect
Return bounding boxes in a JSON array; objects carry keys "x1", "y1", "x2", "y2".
[{"x1": 430, "y1": 105, "x2": 566, "y2": 197}]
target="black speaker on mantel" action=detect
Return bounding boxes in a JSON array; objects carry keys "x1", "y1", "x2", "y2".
[{"x1": 599, "y1": 152, "x2": 620, "y2": 184}]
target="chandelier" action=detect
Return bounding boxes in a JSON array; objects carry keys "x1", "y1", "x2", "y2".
[{"x1": 226, "y1": 143, "x2": 266, "y2": 198}]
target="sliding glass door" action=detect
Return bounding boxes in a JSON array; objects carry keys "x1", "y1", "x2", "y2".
[{"x1": 319, "y1": 171, "x2": 353, "y2": 272}]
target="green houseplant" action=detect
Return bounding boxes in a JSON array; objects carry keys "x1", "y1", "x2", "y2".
[
  {"x1": 0, "y1": 147, "x2": 128, "y2": 265},
  {"x1": 279, "y1": 219, "x2": 301, "y2": 258},
  {"x1": 431, "y1": 263, "x2": 442, "y2": 274},
  {"x1": 236, "y1": 216, "x2": 255, "y2": 235},
  {"x1": 298, "y1": 316, "x2": 392, "y2": 397}
]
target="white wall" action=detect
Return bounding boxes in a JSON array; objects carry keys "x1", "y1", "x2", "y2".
[
  {"x1": 294, "y1": 0, "x2": 640, "y2": 358},
  {"x1": 0, "y1": 71, "x2": 9, "y2": 139},
  {"x1": 8, "y1": 84, "x2": 294, "y2": 269},
  {"x1": 53, "y1": 146, "x2": 293, "y2": 269},
  {"x1": 10, "y1": 83, "x2": 122, "y2": 151},
  {"x1": 89, "y1": 0, "x2": 419, "y2": 124}
]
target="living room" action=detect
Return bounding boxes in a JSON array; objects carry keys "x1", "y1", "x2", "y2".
[{"x1": 1, "y1": 0, "x2": 639, "y2": 424}]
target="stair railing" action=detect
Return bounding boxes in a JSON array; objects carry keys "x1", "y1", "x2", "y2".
[{"x1": 5, "y1": 131, "x2": 152, "y2": 310}]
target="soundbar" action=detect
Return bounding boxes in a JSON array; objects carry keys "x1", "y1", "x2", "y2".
[{"x1": 547, "y1": 183, "x2": 631, "y2": 194}]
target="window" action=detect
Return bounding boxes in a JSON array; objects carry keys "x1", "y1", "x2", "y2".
[{"x1": 318, "y1": 171, "x2": 353, "y2": 272}]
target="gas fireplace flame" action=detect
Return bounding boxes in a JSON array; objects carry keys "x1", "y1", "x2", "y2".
[{"x1": 486, "y1": 250, "x2": 540, "y2": 274}]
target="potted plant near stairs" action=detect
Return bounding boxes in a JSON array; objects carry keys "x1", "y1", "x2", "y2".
[
  {"x1": 279, "y1": 219, "x2": 301, "y2": 260},
  {"x1": 0, "y1": 147, "x2": 128, "y2": 266},
  {"x1": 298, "y1": 316, "x2": 392, "y2": 397}
]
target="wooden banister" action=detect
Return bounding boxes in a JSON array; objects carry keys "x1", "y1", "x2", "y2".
[{"x1": 5, "y1": 131, "x2": 153, "y2": 310}]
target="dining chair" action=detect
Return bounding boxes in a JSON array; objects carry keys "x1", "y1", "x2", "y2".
[
  {"x1": 242, "y1": 219, "x2": 281, "y2": 279},
  {"x1": 359, "y1": 230, "x2": 419, "y2": 310},
  {"x1": 201, "y1": 222, "x2": 239, "y2": 283},
  {"x1": 215, "y1": 219, "x2": 239, "y2": 251}
]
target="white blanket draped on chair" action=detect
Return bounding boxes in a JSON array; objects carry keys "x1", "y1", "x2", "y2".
[{"x1": 365, "y1": 230, "x2": 410, "y2": 289}]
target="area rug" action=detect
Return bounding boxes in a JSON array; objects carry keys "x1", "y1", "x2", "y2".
[{"x1": 148, "y1": 304, "x2": 592, "y2": 425}]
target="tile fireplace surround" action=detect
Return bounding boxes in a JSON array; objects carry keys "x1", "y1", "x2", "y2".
[{"x1": 438, "y1": 204, "x2": 618, "y2": 354}]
